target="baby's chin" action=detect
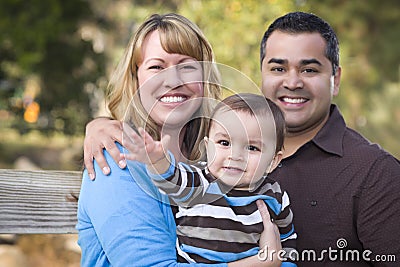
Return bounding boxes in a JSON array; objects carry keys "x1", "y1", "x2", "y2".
[{"x1": 217, "y1": 177, "x2": 253, "y2": 191}]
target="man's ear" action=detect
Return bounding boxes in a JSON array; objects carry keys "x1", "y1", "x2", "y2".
[
  {"x1": 332, "y1": 66, "x2": 341, "y2": 96},
  {"x1": 267, "y1": 151, "x2": 283, "y2": 174}
]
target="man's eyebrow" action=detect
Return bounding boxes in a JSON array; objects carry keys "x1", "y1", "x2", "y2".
[
  {"x1": 300, "y1": 59, "x2": 322, "y2": 66},
  {"x1": 267, "y1": 58, "x2": 287, "y2": 64},
  {"x1": 267, "y1": 58, "x2": 322, "y2": 66}
]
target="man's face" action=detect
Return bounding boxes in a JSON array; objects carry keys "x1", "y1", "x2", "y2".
[{"x1": 261, "y1": 31, "x2": 341, "y2": 135}]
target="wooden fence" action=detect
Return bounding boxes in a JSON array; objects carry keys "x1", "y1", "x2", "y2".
[{"x1": 0, "y1": 169, "x2": 81, "y2": 234}]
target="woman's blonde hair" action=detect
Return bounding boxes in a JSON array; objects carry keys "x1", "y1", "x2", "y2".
[{"x1": 106, "y1": 13, "x2": 221, "y2": 161}]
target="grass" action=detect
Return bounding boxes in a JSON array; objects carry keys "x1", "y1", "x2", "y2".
[{"x1": 0, "y1": 128, "x2": 84, "y2": 171}]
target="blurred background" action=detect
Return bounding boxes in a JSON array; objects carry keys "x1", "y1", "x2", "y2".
[{"x1": 0, "y1": 0, "x2": 398, "y2": 266}]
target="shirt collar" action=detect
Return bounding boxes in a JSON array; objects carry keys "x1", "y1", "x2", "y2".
[{"x1": 311, "y1": 104, "x2": 346, "y2": 157}]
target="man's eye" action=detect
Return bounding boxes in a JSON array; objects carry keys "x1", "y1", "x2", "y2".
[
  {"x1": 271, "y1": 67, "x2": 285, "y2": 72},
  {"x1": 247, "y1": 145, "x2": 260, "y2": 151},
  {"x1": 217, "y1": 140, "x2": 230, "y2": 146},
  {"x1": 302, "y1": 68, "x2": 318, "y2": 73}
]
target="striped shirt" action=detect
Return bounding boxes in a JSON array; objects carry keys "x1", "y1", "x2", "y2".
[{"x1": 147, "y1": 153, "x2": 297, "y2": 264}]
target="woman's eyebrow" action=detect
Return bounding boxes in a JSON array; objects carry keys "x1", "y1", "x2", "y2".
[{"x1": 143, "y1": 58, "x2": 164, "y2": 64}]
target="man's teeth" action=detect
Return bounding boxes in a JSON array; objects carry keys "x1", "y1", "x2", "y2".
[
  {"x1": 282, "y1": 97, "x2": 307, "y2": 104},
  {"x1": 160, "y1": 96, "x2": 186, "y2": 103}
]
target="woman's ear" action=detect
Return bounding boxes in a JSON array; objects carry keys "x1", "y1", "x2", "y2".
[{"x1": 267, "y1": 151, "x2": 283, "y2": 174}]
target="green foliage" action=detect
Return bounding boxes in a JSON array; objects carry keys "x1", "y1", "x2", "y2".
[
  {"x1": 0, "y1": 0, "x2": 106, "y2": 135},
  {"x1": 0, "y1": 0, "x2": 398, "y2": 158},
  {"x1": 179, "y1": 0, "x2": 299, "y2": 87}
]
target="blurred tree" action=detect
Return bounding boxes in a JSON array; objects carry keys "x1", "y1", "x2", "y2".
[
  {"x1": 304, "y1": 0, "x2": 400, "y2": 156},
  {"x1": 0, "y1": 0, "x2": 107, "y2": 135}
]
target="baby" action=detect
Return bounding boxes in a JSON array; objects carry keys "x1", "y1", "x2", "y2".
[{"x1": 125, "y1": 93, "x2": 296, "y2": 265}]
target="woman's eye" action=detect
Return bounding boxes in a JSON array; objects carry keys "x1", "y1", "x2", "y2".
[
  {"x1": 179, "y1": 64, "x2": 198, "y2": 71},
  {"x1": 217, "y1": 140, "x2": 230, "y2": 146},
  {"x1": 148, "y1": 65, "x2": 163, "y2": 70}
]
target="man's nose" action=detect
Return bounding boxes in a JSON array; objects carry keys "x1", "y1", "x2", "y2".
[{"x1": 283, "y1": 70, "x2": 304, "y2": 90}]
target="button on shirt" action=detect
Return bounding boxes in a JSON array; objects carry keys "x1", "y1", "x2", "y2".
[{"x1": 269, "y1": 105, "x2": 400, "y2": 267}]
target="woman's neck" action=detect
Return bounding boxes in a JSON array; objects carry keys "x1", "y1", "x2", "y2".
[{"x1": 161, "y1": 126, "x2": 186, "y2": 162}]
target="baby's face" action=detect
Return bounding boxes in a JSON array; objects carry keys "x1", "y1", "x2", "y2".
[{"x1": 205, "y1": 109, "x2": 277, "y2": 191}]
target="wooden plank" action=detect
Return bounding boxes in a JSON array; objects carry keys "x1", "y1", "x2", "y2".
[{"x1": 0, "y1": 169, "x2": 82, "y2": 234}]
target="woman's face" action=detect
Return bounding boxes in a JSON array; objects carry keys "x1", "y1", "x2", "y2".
[{"x1": 137, "y1": 30, "x2": 204, "y2": 129}]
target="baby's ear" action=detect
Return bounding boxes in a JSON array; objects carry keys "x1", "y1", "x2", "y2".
[
  {"x1": 267, "y1": 151, "x2": 283, "y2": 174},
  {"x1": 203, "y1": 136, "x2": 209, "y2": 146}
]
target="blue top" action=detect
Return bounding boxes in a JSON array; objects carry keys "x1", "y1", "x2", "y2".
[{"x1": 76, "y1": 144, "x2": 227, "y2": 267}]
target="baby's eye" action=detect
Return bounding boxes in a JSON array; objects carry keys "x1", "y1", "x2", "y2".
[
  {"x1": 217, "y1": 140, "x2": 230, "y2": 146},
  {"x1": 247, "y1": 145, "x2": 260, "y2": 151}
]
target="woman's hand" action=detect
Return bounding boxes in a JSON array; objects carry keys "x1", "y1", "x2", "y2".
[
  {"x1": 257, "y1": 199, "x2": 282, "y2": 265},
  {"x1": 84, "y1": 117, "x2": 126, "y2": 180},
  {"x1": 227, "y1": 200, "x2": 282, "y2": 267}
]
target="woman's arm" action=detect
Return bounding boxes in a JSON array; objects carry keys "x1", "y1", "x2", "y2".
[{"x1": 77, "y1": 145, "x2": 227, "y2": 267}]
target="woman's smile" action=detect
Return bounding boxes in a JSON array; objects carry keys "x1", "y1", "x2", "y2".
[{"x1": 159, "y1": 94, "x2": 188, "y2": 104}]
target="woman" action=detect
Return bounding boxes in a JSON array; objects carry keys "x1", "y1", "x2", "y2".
[{"x1": 77, "y1": 13, "x2": 280, "y2": 266}]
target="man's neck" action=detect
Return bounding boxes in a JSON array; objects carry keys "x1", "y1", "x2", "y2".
[{"x1": 283, "y1": 117, "x2": 328, "y2": 158}]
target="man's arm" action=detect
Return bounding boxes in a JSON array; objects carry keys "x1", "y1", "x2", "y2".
[{"x1": 357, "y1": 154, "x2": 400, "y2": 266}]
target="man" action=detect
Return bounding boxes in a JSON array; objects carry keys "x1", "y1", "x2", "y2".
[
  {"x1": 83, "y1": 12, "x2": 400, "y2": 266},
  {"x1": 261, "y1": 12, "x2": 400, "y2": 266}
]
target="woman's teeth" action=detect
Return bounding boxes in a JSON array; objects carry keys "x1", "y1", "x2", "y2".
[{"x1": 160, "y1": 96, "x2": 186, "y2": 103}]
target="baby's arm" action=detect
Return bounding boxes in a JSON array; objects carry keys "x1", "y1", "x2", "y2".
[{"x1": 125, "y1": 128, "x2": 208, "y2": 206}]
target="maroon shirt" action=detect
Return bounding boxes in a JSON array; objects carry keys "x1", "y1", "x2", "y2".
[{"x1": 269, "y1": 105, "x2": 400, "y2": 266}]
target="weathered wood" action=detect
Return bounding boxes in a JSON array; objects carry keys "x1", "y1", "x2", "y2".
[{"x1": 0, "y1": 169, "x2": 82, "y2": 234}]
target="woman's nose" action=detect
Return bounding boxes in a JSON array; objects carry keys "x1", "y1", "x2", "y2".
[{"x1": 163, "y1": 66, "x2": 183, "y2": 89}]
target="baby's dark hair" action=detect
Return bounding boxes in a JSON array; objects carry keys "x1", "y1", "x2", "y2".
[{"x1": 210, "y1": 93, "x2": 286, "y2": 153}]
